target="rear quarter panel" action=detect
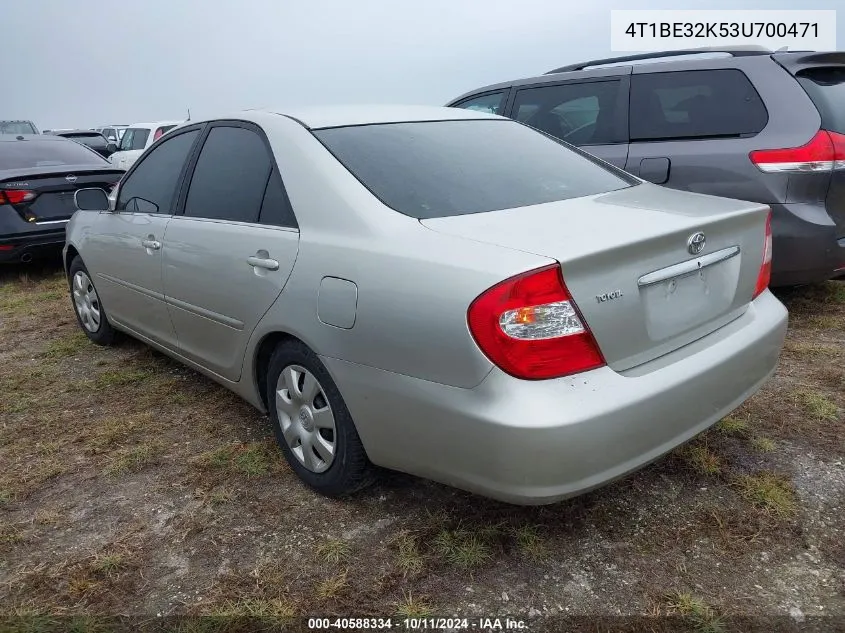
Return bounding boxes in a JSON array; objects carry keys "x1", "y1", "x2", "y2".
[{"x1": 242, "y1": 113, "x2": 551, "y2": 390}]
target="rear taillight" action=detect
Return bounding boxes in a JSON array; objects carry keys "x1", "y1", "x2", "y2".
[
  {"x1": 753, "y1": 211, "x2": 773, "y2": 299},
  {"x1": 153, "y1": 128, "x2": 164, "y2": 141},
  {"x1": 750, "y1": 130, "x2": 845, "y2": 173},
  {"x1": 467, "y1": 264, "x2": 605, "y2": 380},
  {"x1": 0, "y1": 190, "x2": 37, "y2": 204}
]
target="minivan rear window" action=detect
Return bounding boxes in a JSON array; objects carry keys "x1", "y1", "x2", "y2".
[
  {"x1": 314, "y1": 120, "x2": 635, "y2": 219},
  {"x1": 119, "y1": 128, "x2": 151, "y2": 151},
  {"x1": 797, "y1": 67, "x2": 845, "y2": 135}
]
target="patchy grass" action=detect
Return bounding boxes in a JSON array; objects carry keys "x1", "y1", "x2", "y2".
[
  {"x1": 794, "y1": 389, "x2": 840, "y2": 421},
  {"x1": 736, "y1": 472, "x2": 798, "y2": 518},
  {"x1": 90, "y1": 552, "x2": 126, "y2": 576},
  {"x1": 751, "y1": 436, "x2": 777, "y2": 453},
  {"x1": 432, "y1": 528, "x2": 493, "y2": 569},
  {"x1": 393, "y1": 531, "x2": 424, "y2": 576},
  {"x1": 41, "y1": 332, "x2": 89, "y2": 359},
  {"x1": 316, "y1": 570, "x2": 349, "y2": 600},
  {"x1": 395, "y1": 591, "x2": 433, "y2": 618},
  {"x1": 683, "y1": 444, "x2": 723, "y2": 476},
  {"x1": 210, "y1": 598, "x2": 296, "y2": 618},
  {"x1": 715, "y1": 416, "x2": 748, "y2": 436},
  {"x1": 102, "y1": 443, "x2": 159, "y2": 477},
  {"x1": 94, "y1": 368, "x2": 153, "y2": 389},
  {"x1": 665, "y1": 591, "x2": 725, "y2": 633},
  {"x1": 196, "y1": 442, "x2": 277, "y2": 478},
  {"x1": 512, "y1": 524, "x2": 549, "y2": 561},
  {"x1": 317, "y1": 538, "x2": 351, "y2": 565}
]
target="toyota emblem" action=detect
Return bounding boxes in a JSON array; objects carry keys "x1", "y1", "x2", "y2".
[
  {"x1": 65, "y1": 174, "x2": 77, "y2": 184},
  {"x1": 687, "y1": 232, "x2": 706, "y2": 255}
]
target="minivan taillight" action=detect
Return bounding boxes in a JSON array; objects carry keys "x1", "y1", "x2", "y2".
[
  {"x1": 750, "y1": 130, "x2": 845, "y2": 173},
  {"x1": 753, "y1": 211, "x2": 773, "y2": 299},
  {"x1": 467, "y1": 264, "x2": 605, "y2": 380}
]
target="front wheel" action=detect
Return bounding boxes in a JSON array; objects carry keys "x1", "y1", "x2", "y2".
[{"x1": 266, "y1": 340, "x2": 374, "y2": 497}]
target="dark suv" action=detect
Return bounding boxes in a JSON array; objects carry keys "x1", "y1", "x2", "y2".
[{"x1": 447, "y1": 48, "x2": 845, "y2": 286}]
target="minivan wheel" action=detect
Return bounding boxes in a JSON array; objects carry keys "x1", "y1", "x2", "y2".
[
  {"x1": 266, "y1": 340, "x2": 374, "y2": 497},
  {"x1": 68, "y1": 256, "x2": 117, "y2": 346}
]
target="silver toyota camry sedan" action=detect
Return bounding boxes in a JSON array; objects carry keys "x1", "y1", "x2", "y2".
[{"x1": 64, "y1": 105, "x2": 788, "y2": 505}]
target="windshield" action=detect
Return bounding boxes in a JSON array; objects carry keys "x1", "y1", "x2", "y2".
[
  {"x1": 1, "y1": 121, "x2": 38, "y2": 135},
  {"x1": 797, "y1": 67, "x2": 845, "y2": 135},
  {"x1": 0, "y1": 139, "x2": 108, "y2": 170},
  {"x1": 118, "y1": 127, "x2": 151, "y2": 151},
  {"x1": 313, "y1": 119, "x2": 635, "y2": 219}
]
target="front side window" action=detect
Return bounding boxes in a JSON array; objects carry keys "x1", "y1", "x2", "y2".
[
  {"x1": 314, "y1": 119, "x2": 635, "y2": 220},
  {"x1": 630, "y1": 69, "x2": 768, "y2": 141},
  {"x1": 0, "y1": 121, "x2": 37, "y2": 135},
  {"x1": 183, "y1": 126, "x2": 272, "y2": 223},
  {"x1": 452, "y1": 91, "x2": 508, "y2": 115},
  {"x1": 512, "y1": 80, "x2": 622, "y2": 146},
  {"x1": 116, "y1": 129, "x2": 199, "y2": 214}
]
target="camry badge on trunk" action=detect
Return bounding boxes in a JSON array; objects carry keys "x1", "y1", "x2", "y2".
[
  {"x1": 65, "y1": 174, "x2": 77, "y2": 183},
  {"x1": 687, "y1": 232, "x2": 706, "y2": 255}
]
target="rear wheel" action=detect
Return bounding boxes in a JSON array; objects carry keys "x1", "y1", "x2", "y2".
[
  {"x1": 69, "y1": 256, "x2": 117, "y2": 346},
  {"x1": 266, "y1": 340, "x2": 374, "y2": 496}
]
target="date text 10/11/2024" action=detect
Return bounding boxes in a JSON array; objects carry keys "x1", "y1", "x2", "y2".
[{"x1": 307, "y1": 617, "x2": 528, "y2": 630}]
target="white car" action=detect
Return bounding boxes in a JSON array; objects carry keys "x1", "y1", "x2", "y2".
[
  {"x1": 108, "y1": 120, "x2": 183, "y2": 170},
  {"x1": 93, "y1": 125, "x2": 128, "y2": 144}
]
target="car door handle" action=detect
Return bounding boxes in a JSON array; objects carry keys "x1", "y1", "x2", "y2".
[
  {"x1": 247, "y1": 256, "x2": 279, "y2": 271},
  {"x1": 141, "y1": 239, "x2": 161, "y2": 250}
]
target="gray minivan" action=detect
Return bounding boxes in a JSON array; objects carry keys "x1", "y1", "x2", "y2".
[{"x1": 447, "y1": 47, "x2": 845, "y2": 286}]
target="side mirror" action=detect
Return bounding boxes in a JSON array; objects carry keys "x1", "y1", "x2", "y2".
[
  {"x1": 106, "y1": 142, "x2": 118, "y2": 154},
  {"x1": 75, "y1": 187, "x2": 111, "y2": 212}
]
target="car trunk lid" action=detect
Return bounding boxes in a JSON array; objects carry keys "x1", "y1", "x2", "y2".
[
  {"x1": 421, "y1": 184, "x2": 770, "y2": 371},
  {"x1": 1, "y1": 167, "x2": 123, "y2": 223}
]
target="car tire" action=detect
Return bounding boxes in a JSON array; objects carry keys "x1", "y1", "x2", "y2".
[
  {"x1": 266, "y1": 339, "x2": 375, "y2": 497},
  {"x1": 68, "y1": 256, "x2": 118, "y2": 346}
]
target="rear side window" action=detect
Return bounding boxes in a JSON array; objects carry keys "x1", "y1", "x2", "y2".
[
  {"x1": 314, "y1": 119, "x2": 634, "y2": 220},
  {"x1": 154, "y1": 125, "x2": 177, "y2": 142},
  {"x1": 259, "y1": 167, "x2": 297, "y2": 228},
  {"x1": 452, "y1": 91, "x2": 508, "y2": 115},
  {"x1": 512, "y1": 80, "x2": 623, "y2": 145},
  {"x1": 66, "y1": 133, "x2": 107, "y2": 148},
  {"x1": 119, "y1": 128, "x2": 151, "y2": 151},
  {"x1": 0, "y1": 139, "x2": 106, "y2": 169},
  {"x1": 117, "y1": 129, "x2": 199, "y2": 214},
  {"x1": 184, "y1": 126, "x2": 272, "y2": 223},
  {"x1": 630, "y1": 70, "x2": 768, "y2": 141},
  {"x1": 797, "y1": 67, "x2": 845, "y2": 135}
]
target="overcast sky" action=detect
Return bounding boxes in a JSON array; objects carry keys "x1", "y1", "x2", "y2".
[{"x1": 6, "y1": 0, "x2": 843, "y2": 129}]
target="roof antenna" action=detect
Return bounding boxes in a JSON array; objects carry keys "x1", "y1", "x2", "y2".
[{"x1": 186, "y1": 107, "x2": 191, "y2": 121}]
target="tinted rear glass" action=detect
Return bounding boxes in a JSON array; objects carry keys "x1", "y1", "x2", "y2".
[
  {"x1": 65, "y1": 133, "x2": 107, "y2": 147},
  {"x1": 0, "y1": 139, "x2": 107, "y2": 170},
  {"x1": 797, "y1": 67, "x2": 845, "y2": 135},
  {"x1": 1, "y1": 121, "x2": 38, "y2": 135},
  {"x1": 314, "y1": 120, "x2": 634, "y2": 219},
  {"x1": 630, "y1": 69, "x2": 768, "y2": 141}
]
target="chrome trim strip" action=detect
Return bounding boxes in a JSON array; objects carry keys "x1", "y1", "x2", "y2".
[
  {"x1": 638, "y1": 246, "x2": 741, "y2": 288},
  {"x1": 34, "y1": 219, "x2": 70, "y2": 226}
]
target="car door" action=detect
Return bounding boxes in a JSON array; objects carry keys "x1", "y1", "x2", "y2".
[
  {"x1": 82, "y1": 126, "x2": 202, "y2": 348},
  {"x1": 625, "y1": 68, "x2": 769, "y2": 191},
  {"x1": 162, "y1": 122, "x2": 299, "y2": 381},
  {"x1": 507, "y1": 78, "x2": 630, "y2": 168}
]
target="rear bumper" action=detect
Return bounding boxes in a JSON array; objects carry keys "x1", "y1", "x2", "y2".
[
  {"x1": 323, "y1": 291, "x2": 788, "y2": 505},
  {"x1": 770, "y1": 202, "x2": 845, "y2": 286},
  {"x1": 0, "y1": 229, "x2": 66, "y2": 263}
]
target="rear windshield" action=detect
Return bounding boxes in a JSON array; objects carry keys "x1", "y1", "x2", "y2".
[
  {"x1": 313, "y1": 119, "x2": 635, "y2": 219},
  {"x1": 797, "y1": 67, "x2": 845, "y2": 134},
  {"x1": 0, "y1": 139, "x2": 107, "y2": 170},
  {"x1": 1, "y1": 121, "x2": 37, "y2": 135},
  {"x1": 64, "y1": 133, "x2": 107, "y2": 147},
  {"x1": 118, "y1": 127, "x2": 151, "y2": 151}
]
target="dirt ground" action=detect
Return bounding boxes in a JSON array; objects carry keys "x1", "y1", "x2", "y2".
[{"x1": 1, "y1": 259, "x2": 843, "y2": 633}]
